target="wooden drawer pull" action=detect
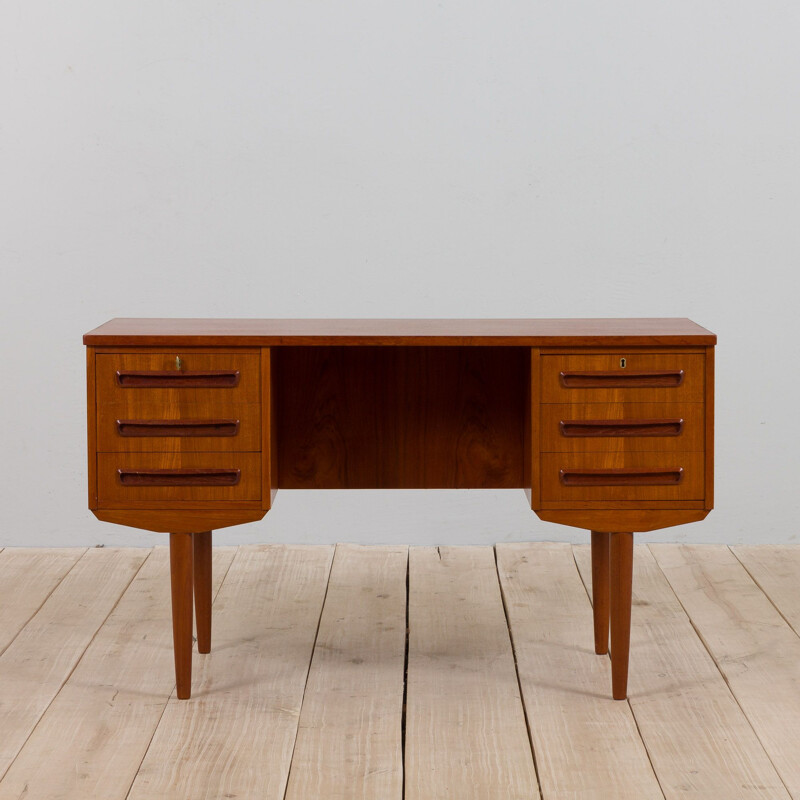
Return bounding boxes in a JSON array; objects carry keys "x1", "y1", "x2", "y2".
[
  {"x1": 116, "y1": 370, "x2": 240, "y2": 388},
  {"x1": 116, "y1": 419, "x2": 240, "y2": 438},
  {"x1": 117, "y1": 468, "x2": 241, "y2": 487},
  {"x1": 559, "y1": 370, "x2": 684, "y2": 389},
  {"x1": 559, "y1": 468, "x2": 684, "y2": 487},
  {"x1": 559, "y1": 418, "x2": 684, "y2": 438}
]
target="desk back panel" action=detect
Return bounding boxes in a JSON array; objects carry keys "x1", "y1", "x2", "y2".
[{"x1": 274, "y1": 346, "x2": 528, "y2": 489}]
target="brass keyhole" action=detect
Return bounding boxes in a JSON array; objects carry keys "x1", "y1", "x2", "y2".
[
  {"x1": 175, "y1": 356, "x2": 183, "y2": 370},
  {"x1": 620, "y1": 358, "x2": 627, "y2": 368}
]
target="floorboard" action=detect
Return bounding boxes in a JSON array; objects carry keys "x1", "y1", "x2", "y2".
[
  {"x1": 575, "y1": 545, "x2": 790, "y2": 800},
  {"x1": 126, "y1": 545, "x2": 334, "y2": 800},
  {"x1": 284, "y1": 544, "x2": 407, "y2": 800},
  {"x1": 405, "y1": 546, "x2": 540, "y2": 800},
  {"x1": 0, "y1": 548, "x2": 85, "y2": 656},
  {"x1": 652, "y1": 544, "x2": 800, "y2": 798},
  {"x1": 0, "y1": 548, "x2": 146, "y2": 785},
  {"x1": 732, "y1": 545, "x2": 800, "y2": 638},
  {"x1": 497, "y1": 542, "x2": 663, "y2": 800}
]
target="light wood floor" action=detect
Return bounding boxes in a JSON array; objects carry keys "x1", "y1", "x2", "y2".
[{"x1": 1, "y1": 544, "x2": 799, "y2": 799}]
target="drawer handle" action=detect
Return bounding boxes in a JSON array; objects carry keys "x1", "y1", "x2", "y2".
[
  {"x1": 117, "y1": 468, "x2": 241, "y2": 487},
  {"x1": 559, "y1": 370, "x2": 685, "y2": 389},
  {"x1": 559, "y1": 418, "x2": 684, "y2": 438},
  {"x1": 116, "y1": 419, "x2": 241, "y2": 438},
  {"x1": 116, "y1": 370, "x2": 240, "y2": 388},
  {"x1": 559, "y1": 468, "x2": 684, "y2": 486}
]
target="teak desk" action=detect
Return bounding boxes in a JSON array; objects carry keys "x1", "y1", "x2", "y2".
[{"x1": 84, "y1": 318, "x2": 716, "y2": 700}]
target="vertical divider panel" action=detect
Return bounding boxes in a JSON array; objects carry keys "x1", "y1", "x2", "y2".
[
  {"x1": 704, "y1": 346, "x2": 714, "y2": 510},
  {"x1": 261, "y1": 347, "x2": 277, "y2": 510},
  {"x1": 529, "y1": 348, "x2": 541, "y2": 510},
  {"x1": 87, "y1": 346, "x2": 98, "y2": 510}
]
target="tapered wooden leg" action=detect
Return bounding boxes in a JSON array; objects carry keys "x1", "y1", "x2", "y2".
[
  {"x1": 591, "y1": 531, "x2": 610, "y2": 655},
  {"x1": 193, "y1": 531, "x2": 212, "y2": 654},
  {"x1": 170, "y1": 532, "x2": 194, "y2": 700},
  {"x1": 610, "y1": 532, "x2": 634, "y2": 700}
]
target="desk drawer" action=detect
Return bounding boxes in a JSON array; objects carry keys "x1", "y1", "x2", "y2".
[
  {"x1": 97, "y1": 402, "x2": 261, "y2": 452},
  {"x1": 98, "y1": 453, "x2": 261, "y2": 505},
  {"x1": 96, "y1": 353, "x2": 260, "y2": 405},
  {"x1": 541, "y1": 403, "x2": 704, "y2": 453},
  {"x1": 541, "y1": 451, "x2": 704, "y2": 503},
  {"x1": 542, "y1": 354, "x2": 704, "y2": 403}
]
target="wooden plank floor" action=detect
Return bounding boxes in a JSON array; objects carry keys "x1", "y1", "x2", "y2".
[{"x1": 1, "y1": 544, "x2": 800, "y2": 799}]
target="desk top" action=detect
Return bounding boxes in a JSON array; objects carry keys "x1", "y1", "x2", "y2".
[{"x1": 84, "y1": 318, "x2": 716, "y2": 347}]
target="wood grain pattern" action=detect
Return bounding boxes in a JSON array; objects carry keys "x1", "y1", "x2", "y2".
[
  {"x1": 284, "y1": 545, "x2": 407, "y2": 800},
  {"x1": 497, "y1": 543, "x2": 662, "y2": 799},
  {"x1": 541, "y1": 451, "x2": 704, "y2": 503},
  {"x1": 276, "y1": 347, "x2": 526, "y2": 489},
  {"x1": 170, "y1": 532, "x2": 193, "y2": 699},
  {"x1": 542, "y1": 354, "x2": 704, "y2": 403},
  {"x1": 92, "y1": 507, "x2": 267, "y2": 533},
  {"x1": 126, "y1": 545, "x2": 334, "y2": 800},
  {"x1": 541, "y1": 500, "x2": 706, "y2": 510},
  {"x1": 542, "y1": 403, "x2": 703, "y2": 452},
  {"x1": 87, "y1": 346, "x2": 98, "y2": 509},
  {"x1": 591, "y1": 531, "x2": 610, "y2": 654},
  {"x1": 704, "y1": 346, "x2": 715, "y2": 510},
  {"x1": 536, "y1": 508, "x2": 709, "y2": 532},
  {"x1": 609, "y1": 532, "x2": 633, "y2": 700},
  {"x1": 651, "y1": 544, "x2": 800, "y2": 797},
  {"x1": 525, "y1": 348, "x2": 539, "y2": 507},
  {"x1": 262, "y1": 347, "x2": 278, "y2": 509},
  {"x1": 84, "y1": 317, "x2": 717, "y2": 346},
  {"x1": 574, "y1": 545, "x2": 791, "y2": 800},
  {"x1": 0, "y1": 548, "x2": 147, "y2": 781},
  {"x1": 193, "y1": 531, "x2": 212, "y2": 654},
  {"x1": 97, "y1": 452, "x2": 261, "y2": 505},
  {"x1": 96, "y1": 353, "x2": 260, "y2": 404},
  {"x1": 404, "y1": 546, "x2": 539, "y2": 800},
  {"x1": 0, "y1": 547, "x2": 235, "y2": 800},
  {"x1": 93, "y1": 346, "x2": 262, "y2": 355},
  {"x1": 0, "y1": 549, "x2": 84, "y2": 656}
]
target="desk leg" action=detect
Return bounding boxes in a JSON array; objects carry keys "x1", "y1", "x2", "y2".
[
  {"x1": 193, "y1": 531, "x2": 212, "y2": 654},
  {"x1": 610, "y1": 532, "x2": 634, "y2": 700},
  {"x1": 591, "y1": 531, "x2": 610, "y2": 655},
  {"x1": 170, "y1": 532, "x2": 194, "y2": 700}
]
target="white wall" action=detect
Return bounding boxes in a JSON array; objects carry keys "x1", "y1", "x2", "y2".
[{"x1": 1, "y1": 1, "x2": 798, "y2": 547}]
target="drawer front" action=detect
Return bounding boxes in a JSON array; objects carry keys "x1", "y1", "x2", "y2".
[
  {"x1": 541, "y1": 451, "x2": 704, "y2": 503},
  {"x1": 98, "y1": 453, "x2": 261, "y2": 505},
  {"x1": 541, "y1": 354, "x2": 704, "y2": 403},
  {"x1": 541, "y1": 403, "x2": 704, "y2": 453},
  {"x1": 96, "y1": 353, "x2": 260, "y2": 405},
  {"x1": 97, "y1": 402, "x2": 261, "y2": 452}
]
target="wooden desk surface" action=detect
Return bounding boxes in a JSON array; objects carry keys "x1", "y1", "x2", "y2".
[{"x1": 84, "y1": 318, "x2": 716, "y2": 347}]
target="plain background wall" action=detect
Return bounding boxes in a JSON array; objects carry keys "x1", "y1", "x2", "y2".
[{"x1": 1, "y1": 1, "x2": 798, "y2": 547}]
